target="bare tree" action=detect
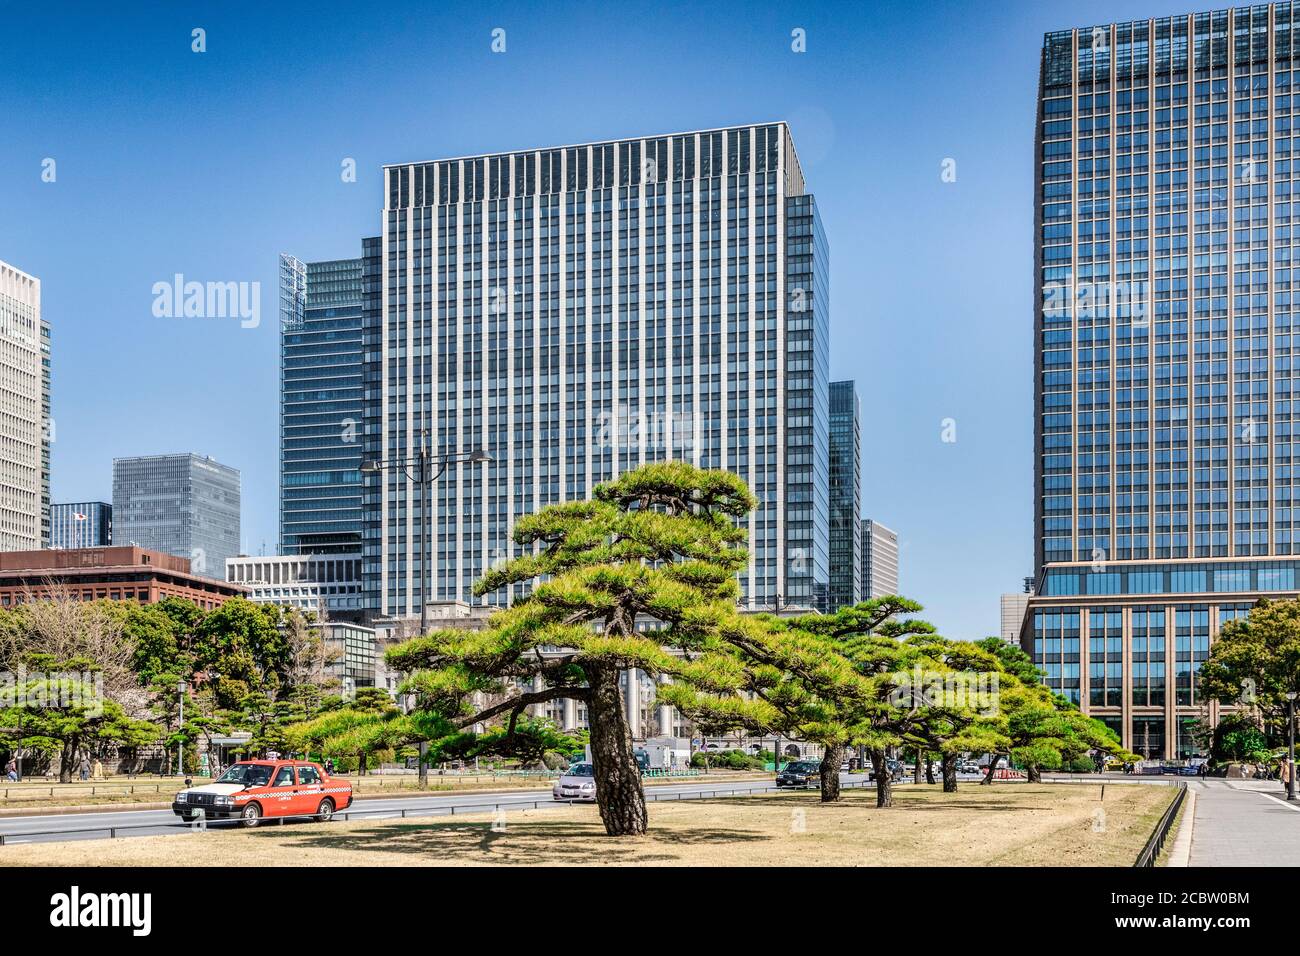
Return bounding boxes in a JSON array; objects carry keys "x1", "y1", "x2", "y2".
[{"x1": 11, "y1": 583, "x2": 147, "y2": 715}]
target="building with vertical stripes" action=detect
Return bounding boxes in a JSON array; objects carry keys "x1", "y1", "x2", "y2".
[
  {"x1": 829, "y1": 380, "x2": 862, "y2": 610},
  {"x1": 50, "y1": 502, "x2": 111, "y2": 549},
  {"x1": 862, "y1": 518, "x2": 899, "y2": 599},
  {"x1": 0, "y1": 260, "x2": 49, "y2": 551},
  {"x1": 375, "y1": 124, "x2": 831, "y2": 618},
  {"x1": 279, "y1": 246, "x2": 380, "y2": 560},
  {"x1": 1023, "y1": 5, "x2": 1300, "y2": 761}
]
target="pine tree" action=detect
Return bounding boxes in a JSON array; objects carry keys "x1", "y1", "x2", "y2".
[{"x1": 385, "y1": 462, "x2": 757, "y2": 836}]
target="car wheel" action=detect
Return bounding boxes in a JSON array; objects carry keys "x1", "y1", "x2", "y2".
[
  {"x1": 240, "y1": 802, "x2": 262, "y2": 828},
  {"x1": 316, "y1": 798, "x2": 335, "y2": 822}
]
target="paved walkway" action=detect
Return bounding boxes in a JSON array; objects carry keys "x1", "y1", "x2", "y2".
[{"x1": 1186, "y1": 778, "x2": 1300, "y2": 866}]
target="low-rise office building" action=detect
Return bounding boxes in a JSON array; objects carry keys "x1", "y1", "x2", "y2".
[
  {"x1": 225, "y1": 553, "x2": 364, "y2": 619},
  {"x1": 0, "y1": 546, "x2": 245, "y2": 610}
]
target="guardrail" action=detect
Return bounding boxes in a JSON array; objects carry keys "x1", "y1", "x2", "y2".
[
  {"x1": 1134, "y1": 782, "x2": 1188, "y2": 867},
  {"x1": 0, "y1": 779, "x2": 877, "y2": 845},
  {"x1": 1, "y1": 783, "x2": 187, "y2": 800}
]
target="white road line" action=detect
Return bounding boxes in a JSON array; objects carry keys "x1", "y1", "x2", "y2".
[{"x1": 1255, "y1": 791, "x2": 1300, "y2": 812}]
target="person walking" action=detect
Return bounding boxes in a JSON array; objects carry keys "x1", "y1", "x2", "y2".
[
  {"x1": 5, "y1": 758, "x2": 16, "y2": 782},
  {"x1": 79, "y1": 753, "x2": 90, "y2": 781},
  {"x1": 92, "y1": 757, "x2": 104, "y2": 780},
  {"x1": 1281, "y1": 755, "x2": 1293, "y2": 793}
]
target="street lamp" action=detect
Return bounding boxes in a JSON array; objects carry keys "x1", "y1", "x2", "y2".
[
  {"x1": 1287, "y1": 691, "x2": 1298, "y2": 802},
  {"x1": 176, "y1": 679, "x2": 188, "y2": 777},
  {"x1": 362, "y1": 437, "x2": 492, "y2": 788}
]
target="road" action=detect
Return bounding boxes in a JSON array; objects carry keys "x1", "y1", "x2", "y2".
[{"x1": 0, "y1": 771, "x2": 907, "y2": 846}]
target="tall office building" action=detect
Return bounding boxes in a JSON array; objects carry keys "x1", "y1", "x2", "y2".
[
  {"x1": 50, "y1": 502, "x2": 112, "y2": 549},
  {"x1": 828, "y1": 380, "x2": 862, "y2": 609},
  {"x1": 376, "y1": 124, "x2": 830, "y2": 617},
  {"x1": 112, "y1": 454, "x2": 240, "y2": 580},
  {"x1": 0, "y1": 260, "x2": 50, "y2": 551},
  {"x1": 862, "y1": 519, "x2": 899, "y2": 598},
  {"x1": 1024, "y1": 5, "x2": 1300, "y2": 760},
  {"x1": 279, "y1": 246, "x2": 380, "y2": 558}
]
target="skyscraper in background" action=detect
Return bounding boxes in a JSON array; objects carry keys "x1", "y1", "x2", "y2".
[
  {"x1": 828, "y1": 380, "x2": 862, "y2": 609},
  {"x1": 375, "y1": 124, "x2": 831, "y2": 618},
  {"x1": 862, "y1": 518, "x2": 899, "y2": 598},
  {"x1": 112, "y1": 454, "x2": 240, "y2": 580},
  {"x1": 1024, "y1": 5, "x2": 1300, "y2": 760},
  {"x1": 279, "y1": 245, "x2": 380, "y2": 559},
  {"x1": 50, "y1": 501, "x2": 112, "y2": 549},
  {"x1": 0, "y1": 260, "x2": 49, "y2": 551}
]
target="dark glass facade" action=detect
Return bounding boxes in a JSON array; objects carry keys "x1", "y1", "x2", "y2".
[
  {"x1": 828, "y1": 380, "x2": 862, "y2": 610},
  {"x1": 279, "y1": 251, "x2": 374, "y2": 556},
  {"x1": 50, "y1": 501, "x2": 111, "y2": 549}
]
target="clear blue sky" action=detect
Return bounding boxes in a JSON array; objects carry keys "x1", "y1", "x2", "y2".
[{"x1": 0, "y1": 0, "x2": 1176, "y2": 638}]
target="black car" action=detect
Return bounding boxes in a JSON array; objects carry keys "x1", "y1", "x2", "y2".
[
  {"x1": 868, "y1": 759, "x2": 904, "y2": 782},
  {"x1": 775, "y1": 760, "x2": 821, "y2": 788}
]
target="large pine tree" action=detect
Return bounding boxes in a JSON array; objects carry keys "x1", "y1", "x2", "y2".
[{"x1": 384, "y1": 462, "x2": 757, "y2": 836}]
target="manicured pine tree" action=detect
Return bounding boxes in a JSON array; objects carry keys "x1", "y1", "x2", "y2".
[{"x1": 384, "y1": 462, "x2": 758, "y2": 836}]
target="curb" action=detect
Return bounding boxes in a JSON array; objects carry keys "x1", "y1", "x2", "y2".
[{"x1": 1166, "y1": 789, "x2": 1196, "y2": 867}]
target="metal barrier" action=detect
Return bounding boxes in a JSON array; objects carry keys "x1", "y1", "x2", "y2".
[
  {"x1": 1133, "y1": 782, "x2": 1187, "y2": 867},
  {"x1": 0, "y1": 778, "x2": 878, "y2": 844}
]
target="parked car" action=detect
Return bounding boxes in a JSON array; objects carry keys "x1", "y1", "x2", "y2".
[
  {"x1": 958, "y1": 760, "x2": 981, "y2": 775},
  {"x1": 775, "y1": 760, "x2": 822, "y2": 788},
  {"x1": 552, "y1": 762, "x2": 598, "y2": 802},
  {"x1": 869, "y1": 759, "x2": 904, "y2": 782},
  {"x1": 172, "y1": 759, "x2": 351, "y2": 827}
]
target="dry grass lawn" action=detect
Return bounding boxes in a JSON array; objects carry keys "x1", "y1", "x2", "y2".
[{"x1": 1, "y1": 783, "x2": 1176, "y2": 867}]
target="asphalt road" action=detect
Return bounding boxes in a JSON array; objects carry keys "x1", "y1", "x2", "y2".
[{"x1": 0, "y1": 772, "x2": 895, "y2": 846}]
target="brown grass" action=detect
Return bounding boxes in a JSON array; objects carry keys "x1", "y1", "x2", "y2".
[{"x1": 1, "y1": 783, "x2": 1175, "y2": 867}]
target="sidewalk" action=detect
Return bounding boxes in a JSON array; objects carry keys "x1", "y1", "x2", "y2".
[{"x1": 1187, "y1": 778, "x2": 1300, "y2": 866}]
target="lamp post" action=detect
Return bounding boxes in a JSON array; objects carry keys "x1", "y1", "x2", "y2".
[
  {"x1": 176, "y1": 679, "x2": 187, "y2": 776},
  {"x1": 362, "y1": 438, "x2": 491, "y2": 788},
  {"x1": 1287, "y1": 691, "x2": 1297, "y2": 802}
]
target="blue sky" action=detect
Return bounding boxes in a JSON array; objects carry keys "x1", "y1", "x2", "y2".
[{"x1": 0, "y1": 0, "x2": 1181, "y2": 638}]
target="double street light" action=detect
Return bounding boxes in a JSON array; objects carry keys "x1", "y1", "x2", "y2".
[
  {"x1": 1287, "y1": 690, "x2": 1298, "y2": 802},
  {"x1": 361, "y1": 437, "x2": 492, "y2": 787}
]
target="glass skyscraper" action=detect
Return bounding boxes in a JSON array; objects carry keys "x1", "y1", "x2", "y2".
[
  {"x1": 279, "y1": 247, "x2": 379, "y2": 559},
  {"x1": 1024, "y1": 5, "x2": 1300, "y2": 760},
  {"x1": 829, "y1": 380, "x2": 862, "y2": 610},
  {"x1": 50, "y1": 501, "x2": 111, "y2": 549},
  {"x1": 376, "y1": 124, "x2": 831, "y2": 616},
  {"x1": 112, "y1": 454, "x2": 240, "y2": 581}
]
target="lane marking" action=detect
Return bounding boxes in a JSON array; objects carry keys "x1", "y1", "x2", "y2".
[{"x1": 1256, "y1": 791, "x2": 1300, "y2": 813}]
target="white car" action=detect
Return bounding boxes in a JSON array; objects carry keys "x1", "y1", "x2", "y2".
[{"x1": 552, "y1": 762, "x2": 598, "y2": 802}]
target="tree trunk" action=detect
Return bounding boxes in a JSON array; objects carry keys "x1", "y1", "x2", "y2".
[
  {"x1": 913, "y1": 747, "x2": 923, "y2": 785},
  {"x1": 925, "y1": 755, "x2": 936, "y2": 785},
  {"x1": 586, "y1": 666, "x2": 647, "y2": 836},
  {"x1": 819, "y1": 743, "x2": 844, "y2": 803},
  {"x1": 941, "y1": 752, "x2": 958, "y2": 793},
  {"x1": 981, "y1": 754, "x2": 1000, "y2": 786},
  {"x1": 870, "y1": 748, "x2": 893, "y2": 808},
  {"x1": 1027, "y1": 763, "x2": 1042, "y2": 784},
  {"x1": 59, "y1": 739, "x2": 75, "y2": 784}
]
